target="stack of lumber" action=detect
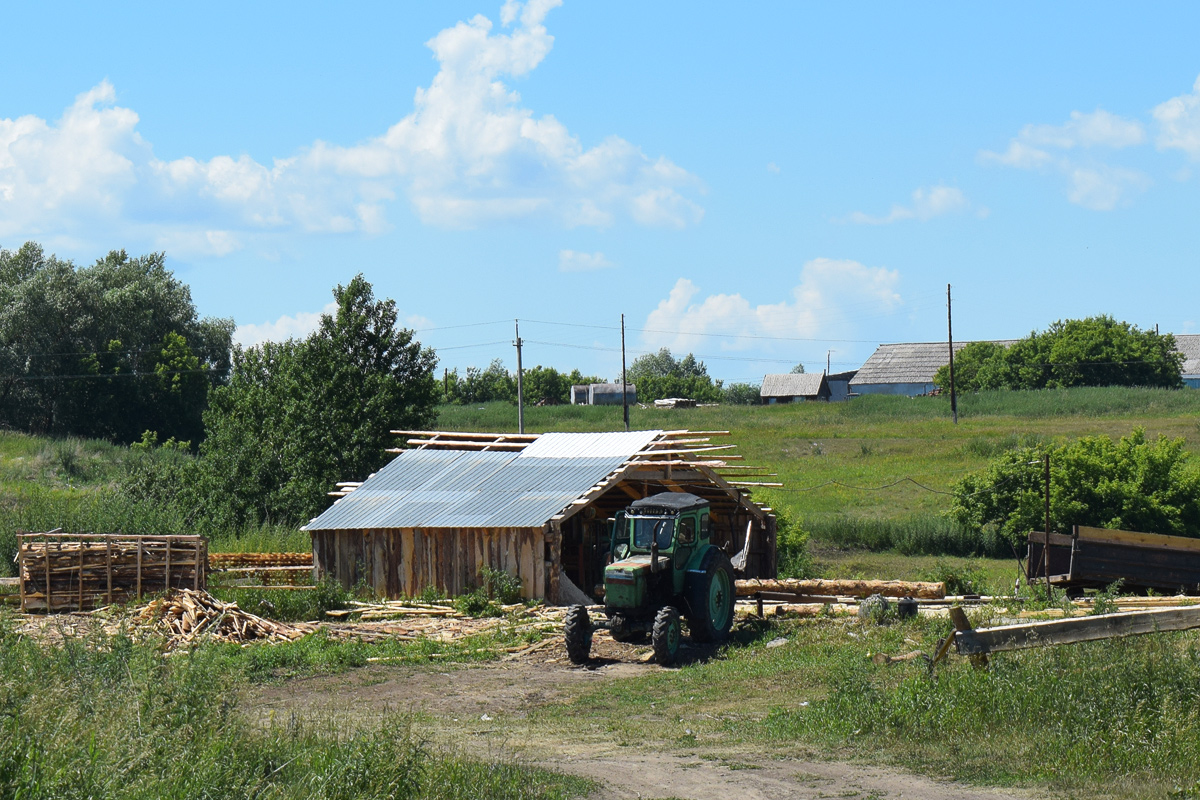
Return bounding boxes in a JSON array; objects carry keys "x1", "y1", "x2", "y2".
[
  {"x1": 134, "y1": 589, "x2": 306, "y2": 648},
  {"x1": 208, "y1": 552, "x2": 312, "y2": 569},
  {"x1": 735, "y1": 578, "x2": 945, "y2": 600},
  {"x1": 18, "y1": 533, "x2": 206, "y2": 613}
]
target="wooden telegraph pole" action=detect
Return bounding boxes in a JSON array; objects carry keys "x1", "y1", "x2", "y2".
[
  {"x1": 621, "y1": 314, "x2": 630, "y2": 432},
  {"x1": 947, "y1": 283, "x2": 958, "y2": 424},
  {"x1": 514, "y1": 320, "x2": 524, "y2": 434}
]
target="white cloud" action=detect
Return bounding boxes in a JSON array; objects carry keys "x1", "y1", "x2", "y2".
[
  {"x1": 981, "y1": 108, "x2": 1149, "y2": 210},
  {"x1": 233, "y1": 302, "x2": 338, "y2": 348},
  {"x1": 642, "y1": 258, "x2": 901, "y2": 354},
  {"x1": 1065, "y1": 165, "x2": 1151, "y2": 211},
  {"x1": 559, "y1": 249, "x2": 613, "y2": 271},
  {"x1": 0, "y1": 1, "x2": 701, "y2": 254},
  {"x1": 1154, "y1": 74, "x2": 1200, "y2": 160},
  {"x1": 1022, "y1": 109, "x2": 1145, "y2": 150},
  {"x1": 766, "y1": 162, "x2": 780, "y2": 174},
  {"x1": 847, "y1": 184, "x2": 969, "y2": 225}
]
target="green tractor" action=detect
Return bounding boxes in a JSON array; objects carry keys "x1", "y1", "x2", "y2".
[{"x1": 564, "y1": 492, "x2": 736, "y2": 666}]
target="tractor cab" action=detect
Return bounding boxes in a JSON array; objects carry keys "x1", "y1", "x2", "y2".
[{"x1": 604, "y1": 492, "x2": 712, "y2": 612}]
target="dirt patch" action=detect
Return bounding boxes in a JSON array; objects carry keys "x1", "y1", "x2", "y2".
[
  {"x1": 248, "y1": 643, "x2": 1034, "y2": 800},
  {"x1": 523, "y1": 745, "x2": 1034, "y2": 800}
]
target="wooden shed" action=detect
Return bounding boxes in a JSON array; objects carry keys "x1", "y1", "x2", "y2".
[{"x1": 305, "y1": 429, "x2": 778, "y2": 604}]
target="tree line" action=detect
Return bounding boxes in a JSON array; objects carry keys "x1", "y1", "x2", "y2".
[
  {"x1": 1, "y1": 243, "x2": 234, "y2": 444},
  {"x1": 935, "y1": 316, "x2": 1184, "y2": 392}
]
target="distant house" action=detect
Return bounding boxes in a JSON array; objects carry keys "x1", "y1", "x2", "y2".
[
  {"x1": 826, "y1": 370, "x2": 857, "y2": 402},
  {"x1": 1177, "y1": 334, "x2": 1200, "y2": 389},
  {"x1": 570, "y1": 383, "x2": 637, "y2": 405},
  {"x1": 850, "y1": 341, "x2": 1014, "y2": 397},
  {"x1": 851, "y1": 335, "x2": 1199, "y2": 396},
  {"x1": 759, "y1": 372, "x2": 831, "y2": 404}
]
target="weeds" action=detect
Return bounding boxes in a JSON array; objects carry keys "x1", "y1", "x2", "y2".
[{"x1": 0, "y1": 619, "x2": 588, "y2": 799}]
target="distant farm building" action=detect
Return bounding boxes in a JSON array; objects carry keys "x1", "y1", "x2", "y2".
[
  {"x1": 850, "y1": 341, "x2": 1014, "y2": 396},
  {"x1": 852, "y1": 335, "x2": 1200, "y2": 395},
  {"x1": 826, "y1": 370, "x2": 857, "y2": 402},
  {"x1": 570, "y1": 383, "x2": 637, "y2": 405},
  {"x1": 305, "y1": 430, "x2": 776, "y2": 604},
  {"x1": 1178, "y1": 334, "x2": 1200, "y2": 389},
  {"x1": 759, "y1": 373, "x2": 831, "y2": 404}
]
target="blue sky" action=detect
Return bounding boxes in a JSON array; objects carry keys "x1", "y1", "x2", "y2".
[{"x1": 3, "y1": 1, "x2": 1199, "y2": 383}]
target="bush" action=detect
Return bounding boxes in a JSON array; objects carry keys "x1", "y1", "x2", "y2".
[
  {"x1": 775, "y1": 508, "x2": 814, "y2": 578},
  {"x1": 723, "y1": 382, "x2": 762, "y2": 405},
  {"x1": 951, "y1": 427, "x2": 1200, "y2": 542},
  {"x1": 935, "y1": 316, "x2": 1184, "y2": 391}
]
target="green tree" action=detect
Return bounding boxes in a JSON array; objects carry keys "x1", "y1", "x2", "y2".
[
  {"x1": 625, "y1": 347, "x2": 723, "y2": 402},
  {"x1": 789, "y1": 363, "x2": 806, "y2": 374},
  {"x1": 723, "y1": 382, "x2": 762, "y2": 405},
  {"x1": 521, "y1": 365, "x2": 569, "y2": 405},
  {"x1": 193, "y1": 275, "x2": 438, "y2": 527},
  {"x1": 0, "y1": 242, "x2": 233, "y2": 443},
  {"x1": 935, "y1": 316, "x2": 1184, "y2": 392},
  {"x1": 950, "y1": 428, "x2": 1200, "y2": 542}
]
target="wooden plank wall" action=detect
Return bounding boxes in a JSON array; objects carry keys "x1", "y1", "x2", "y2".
[{"x1": 312, "y1": 527, "x2": 545, "y2": 600}]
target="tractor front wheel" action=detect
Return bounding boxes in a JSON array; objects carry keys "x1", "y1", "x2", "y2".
[
  {"x1": 564, "y1": 605, "x2": 592, "y2": 664},
  {"x1": 686, "y1": 550, "x2": 735, "y2": 643},
  {"x1": 651, "y1": 606, "x2": 682, "y2": 666}
]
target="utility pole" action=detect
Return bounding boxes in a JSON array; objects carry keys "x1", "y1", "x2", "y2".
[
  {"x1": 514, "y1": 320, "x2": 524, "y2": 435},
  {"x1": 947, "y1": 283, "x2": 958, "y2": 424},
  {"x1": 621, "y1": 313, "x2": 629, "y2": 432},
  {"x1": 826, "y1": 350, "x2": 831, "y2": 376},
  {"x1": 1044, "y1": 453, "x2": 1052, "y2": 599}
]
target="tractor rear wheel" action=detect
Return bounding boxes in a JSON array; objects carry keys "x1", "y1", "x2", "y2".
[
  {"x1": 686, "y1": 550, "x2": 735, "y2": 643},
  {"x1": 564, "y1": 605, "x2": 592, "y2": 664},
  {"x1": 651, "y1": 606, "x2": 682, "y2": 666}
]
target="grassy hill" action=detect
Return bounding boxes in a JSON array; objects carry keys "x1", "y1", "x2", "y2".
[
  {"x1": 5, "y1": 386, "x2": 1199, "y2": 585},
  {"x1": 439, "y1": 387, "x2": 1200, "y2": 520}
]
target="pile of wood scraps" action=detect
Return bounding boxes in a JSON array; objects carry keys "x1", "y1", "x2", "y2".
[{"x1": 133, "y1": 589, "x2": 307, "y2": 648}]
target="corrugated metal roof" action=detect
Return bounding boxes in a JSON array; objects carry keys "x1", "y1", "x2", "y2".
[
  {"x1": 517, "y1": 430, "x2": 661, "y2": 459},
  {"x1": 851, "y1": 341, "x2": 1016, "y2": 387},
  {"x1": 760, "y1": 373, "x2": 827, "y2": 397},
  {"x1": 1175, "y1": 334, "x2": 1200, "y2": 376},
  {"x1": 305, "y1": 430, "x2": 662, "y2": 531}
]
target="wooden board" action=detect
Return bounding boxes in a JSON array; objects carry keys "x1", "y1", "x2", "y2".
[{"x1": 955, "y1": 605, "x2": 1200, "y2": 655}]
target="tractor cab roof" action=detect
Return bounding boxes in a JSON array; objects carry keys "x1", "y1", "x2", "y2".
[{"x1": 628, "y1": 492, "x2": 709, "y2": 515}]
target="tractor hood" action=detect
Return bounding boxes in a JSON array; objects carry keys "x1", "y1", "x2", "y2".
[
  {"x1": 604, "y1": 554, "x2": 670, "y2": 610},
  {"x1": 607, "y1": 554, "x2": 671, "y2": 578}
]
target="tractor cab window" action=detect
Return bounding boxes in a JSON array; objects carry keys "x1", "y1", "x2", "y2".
[
  {"x1": 677, "y1": 517, "x2": 696, "y2": 545},
  {"x1": 632, "y1": 516, "x2": 675, "y2": 551},
  {"x1": 700, "y1": 513, "x2": 710, "y2": 538}
]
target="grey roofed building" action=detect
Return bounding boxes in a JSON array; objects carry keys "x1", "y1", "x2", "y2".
[
  {"x1": 849, "y1": 342, "x2": 971, "y2": 396},
  {"x1": 304, "y1": 429, "x2": 777, "y2": 603},
  {"x1": 1176, "y1": 334, "x2": 1200, "y2": 388},
  {"x1": 759, "y1": 372, "x2": 830, "y2": 403},
  {"x1": 852, "y1": 335, "x2": 1200, "y2": 396}
]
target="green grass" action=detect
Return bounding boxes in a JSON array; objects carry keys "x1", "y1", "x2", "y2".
[
  {"x1": 0, "y1": 611, "x2": 589, "y2": 799},
  {"x1": 532, "y1": 612, "x2": 1200, "y2": 798},
  {"x1": 437, "y1": 389, "x2": 1200, "y2": 558}
]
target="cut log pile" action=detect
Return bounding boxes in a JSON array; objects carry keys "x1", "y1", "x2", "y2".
[
  {"x1": 735, "y1": 578, "x2": 945, "y2": 600},
  {"x1": 134, "y1": 589, "x2": 307, "y2": 647},
  {"x1": 18, "y1": 533, "x2": 206, "y2": 613}
]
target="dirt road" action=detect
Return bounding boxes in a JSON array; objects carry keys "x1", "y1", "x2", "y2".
[{"x1": 251, "y1": 654, "x2": 1034, "y2": 800}]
